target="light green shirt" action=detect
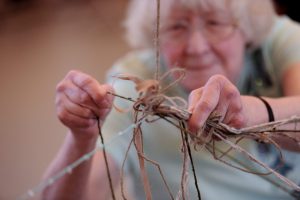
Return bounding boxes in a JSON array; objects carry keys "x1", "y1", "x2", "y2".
[{"x1": 102, "y1": 16, "x2": 300, "y2": 200}]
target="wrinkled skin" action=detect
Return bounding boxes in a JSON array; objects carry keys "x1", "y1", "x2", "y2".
[
  {"x1": 55, "y1": 70, "x2": 114, "y2": 141},
  {"x1": 160, "y1": 5, "x2": 247, "y2": 131}
]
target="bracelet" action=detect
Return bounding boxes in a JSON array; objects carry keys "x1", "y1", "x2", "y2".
[{"x1": 256, "y1": 96, "x2": 274, "y2": 122}]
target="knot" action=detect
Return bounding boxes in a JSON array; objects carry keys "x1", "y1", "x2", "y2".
[
  {"x1": 191, "y1": 112, "x2": 224, "y2": 147},
  {"x1": 115, "y1": 68, "x2": 190, "y2": 120}
]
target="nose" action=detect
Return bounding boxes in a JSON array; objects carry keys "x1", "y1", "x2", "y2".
[{"x1": 186, "y1": 29, "x2": 210, "y2": 55}]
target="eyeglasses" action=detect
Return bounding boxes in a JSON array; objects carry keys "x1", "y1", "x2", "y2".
[{"x1": 161, "y1": 18, "x2": 237, "y2": 44}]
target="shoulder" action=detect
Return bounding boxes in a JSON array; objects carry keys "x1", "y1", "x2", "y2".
[
  {"x1": 266, "y1": 16, "x2": 300, "y2": 49},
  {"x1": 239, "y1": 17, "x2": 300, "y2": 96},
  {"x1": 106, "y1": 49, "x2": 156, "y2": 81},
  {"x1": 262, "y1": 16, "x2": 300, "y2": 78},
  {"x1": 104, "y1": 49, "x2": 157, "y2": 108}
]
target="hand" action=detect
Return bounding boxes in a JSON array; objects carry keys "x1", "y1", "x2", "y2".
[
  {"x1": 55, "y1": 70, "x2": 114, "y2": 141},
  {"x1": 188, "y1": 75, "x2": 248, "y2": 134}
]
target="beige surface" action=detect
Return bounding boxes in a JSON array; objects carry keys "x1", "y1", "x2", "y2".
[{"x1": 0, "y1": 1, "x2": 129, "y2": 199}]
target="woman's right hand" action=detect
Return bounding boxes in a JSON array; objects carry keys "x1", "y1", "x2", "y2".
[{"x1": 55, "y1": 70, "x2": 114, "y2": 141}]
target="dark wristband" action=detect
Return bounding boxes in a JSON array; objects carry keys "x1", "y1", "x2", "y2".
[{"x1": 256, "y1": 96, "x2": 274, "y2": 122}]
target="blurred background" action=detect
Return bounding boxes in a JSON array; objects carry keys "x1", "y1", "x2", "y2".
[
  {"x1": 0, "y1": 0, "x2": 299, "y2": 199},
  {"x1": 0, "y1": 0, "x2": 128, "y2": 199}
]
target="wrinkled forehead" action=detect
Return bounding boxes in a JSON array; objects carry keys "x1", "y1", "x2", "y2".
[{"x1": 161, "y1": 0, "x2": 230, "y2": 16}]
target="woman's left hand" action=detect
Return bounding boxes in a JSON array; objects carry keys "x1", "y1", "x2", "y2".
[{"x1": 188, "y1": 75, "x2": 248, "y2": 134}]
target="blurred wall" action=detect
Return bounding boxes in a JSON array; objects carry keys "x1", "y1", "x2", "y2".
[{"x1": 0, "y1": 1, "x2": 129, "y2": 199}]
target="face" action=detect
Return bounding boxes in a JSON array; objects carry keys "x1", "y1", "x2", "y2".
[{"x1": 160, "y1": 4, "x2": 246, "y2": 92}]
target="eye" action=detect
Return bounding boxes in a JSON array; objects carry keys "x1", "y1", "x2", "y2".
[
  {"x1": 205, "y1": 19, "x2": 233, "y2": 34},
  {"x1": 165, "y1": 20, "x2": 189, "y2": 32},
  {"x1": 170, "y1": 23, "x2": 186, "y2": 30},
  {"x1": 204, "y1": 18, "x2": 235, "y2": 40},
  {"x1": 206, "y1": 20, "x2": 228, "y2": 27}
]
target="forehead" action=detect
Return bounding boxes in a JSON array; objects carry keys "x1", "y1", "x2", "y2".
[{"x1": 161, "y1": 0, "x2": 229, "y2": 15}]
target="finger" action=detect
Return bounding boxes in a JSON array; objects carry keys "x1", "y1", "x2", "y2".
[
  {"x1": 188, "y1": 78, "x2": 222, "y2": 132},
  {"x1": 223, "y1": 98, "x2": 245, "y2": 128},
  {"x1": 68, "y1": 70, "x2": 110, "y2": 109},
  {"x1": 56, "y1": 93, "x2": 96, "y2": 119},
  {"x1": 213, "y1": 100, "x2": 229, "y2": 122},
  {"x1": 212, "y1": 82, "x2": 237, "y2": 122},
  {"x1": 219, "y1": 83, "x2": 244, "y2": 127},
  {"x1": 188, "y1": 88, "x2": 203, "y2": 112},
  {"x1": 56, "y1": 102, "x2": 95, "y2": 129},
  {"x1": 99, "y1": 84, "x2": 114, "y2": 110},
  {"x1": 226, "y1": 112, "x2": 245, "y2": 128},
  {"x1": 60, "y1": 80, "x2": 100, "y2": 116}
]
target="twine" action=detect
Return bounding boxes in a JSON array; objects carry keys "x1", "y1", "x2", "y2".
[{"x1": 112, "y1": 70, "x2": 300, "y2": 199}]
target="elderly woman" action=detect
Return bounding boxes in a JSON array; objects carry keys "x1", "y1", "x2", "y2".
[{"x1": 43, "y1": 0, "x2": 300, "y2": 199}]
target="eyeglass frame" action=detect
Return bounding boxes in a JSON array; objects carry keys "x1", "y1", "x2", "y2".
[{"x1": 160, "y1": 16, "x2": 238, "y2": 45}]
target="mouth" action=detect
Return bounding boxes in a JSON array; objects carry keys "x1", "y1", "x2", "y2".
[
  {"x1": 184, "y1": 64, "x2": 210, "y2": 70},
  {"x1": 182, "y1": 62, "x2": 215, "y2": 71},
  {"x1": 182, "y1": 56, "x2": 217, "y2": 70}
]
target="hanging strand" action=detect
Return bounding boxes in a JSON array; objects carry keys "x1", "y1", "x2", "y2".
[
  {"x1": 133, "y1": 111, "x2": 153, "y2": 200},
  {"x1": 111, "y1": 72, "x2": 300, "y2": 195},
  {"x1": 158, "y1": 115, "x2": 300, "y2": 200},
  {"x1": 178, "y1": 121, "x2": 189, "y2": 200},
  {"x1": 19, "y1": 89, "x2": 300, "y2": 200},
  {"x1": 155, "y1": 0, "x2": 161, "y2": 80},
  {"x1": 205, "y1": 144, "x2": 300, "y2": 200},
  {"x1": 97, "y1": 117, "x2": 116, "y2": 200},
  {"x1": 180, "y1": 121, "x2": 202, "y2": 200}
]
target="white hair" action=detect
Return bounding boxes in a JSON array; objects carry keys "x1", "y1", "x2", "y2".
[{"x1": 124, "y1": 0, "x2": 276, "y2": 49}]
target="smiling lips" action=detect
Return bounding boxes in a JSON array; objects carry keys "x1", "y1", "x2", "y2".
[
  {"x1": 183, "y1": 60, "x2": 216, "y2": 71},
  {"x1": 183, "y1": 55, "x2": 217, "y2": 71}
]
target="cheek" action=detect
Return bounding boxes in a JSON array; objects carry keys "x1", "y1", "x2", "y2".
[
  {"x1": 220, "y1": 44, "x2": 243, "y2": 66},
  {"x1": 161, "y1": 42, "x2": 185, "y2": 68},
  {"x1": 214, "y1": 36, "x2": 245, "y2": 82}
]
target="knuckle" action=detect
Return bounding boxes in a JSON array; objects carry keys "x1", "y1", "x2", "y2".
[
  {"x1": 208, "y1": 75, "x2": 232, "y2": 91},
  {"x1": 67, "y1": 70, "x2": 91, "y2": 86},
  {"x1": 189, "y1": 88, "x2": 202, "y2": 99},
  {"x1": 209, "y1": 74, "x2": 227, "y2": 84},
  {"x1": 227, "y1": 94, "x2": 243, "y2": 114},
  {"x1": 190, "y1": 89, "x2": 198, "y2": 97},
  {"x1": 80, "y1": 77, "x2": 93, "y2": 87},
  {"x1": 67, "y1": 70, "x2": 80, "y2": 78},
  {"x1": 232, "y1": 101, "x2": 243, "y2": 113},
  {"x1": 190, "y1": 88, "x2": 202, "y2": 96},
  {"x1": 56, "y1": 81, "x2": 66, "y2": 93},
  {"x1": 225, "y1": 86, "x2": 239, "y2": 100},
  {"x1": 200, "y1": 100, "x2": 215, "y2": 113},
  {"x1": 78, "y1": 92, "x2": 90, "y2": 103},
  {"x1": 188, "y1": 88, "x2": 203, "y2": 108}
]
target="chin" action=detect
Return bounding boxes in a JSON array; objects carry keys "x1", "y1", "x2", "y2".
[
  {"x1": 182, "y1": 72, "x2": 209, "y2": 89},
  {"x1": 180, "y1": 79, "x2": 205, "y2": 92}
]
